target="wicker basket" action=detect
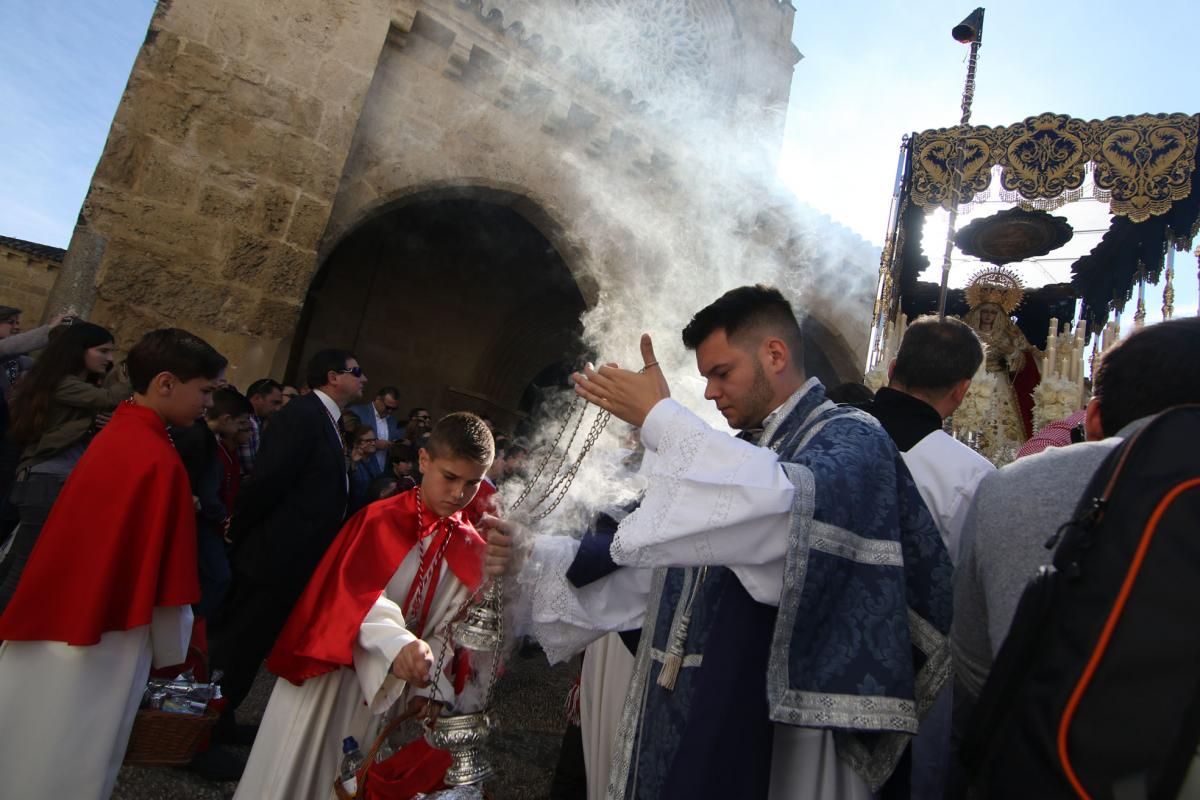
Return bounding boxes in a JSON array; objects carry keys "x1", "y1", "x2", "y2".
[{"x1": 122, "y1": 706, "x2": 220, "y2": 767}]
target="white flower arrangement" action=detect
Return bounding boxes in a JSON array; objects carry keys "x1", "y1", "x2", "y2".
[
  {"x1": 1032, "y1": 376, "x2": 1081, "y2": 432},
  {"x1": 952, "y1": 372, "x2": 997, "y2": 439}
]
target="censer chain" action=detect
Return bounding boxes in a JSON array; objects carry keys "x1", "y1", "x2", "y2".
[
  {"x1": 529, "y1": 408, "x2": 611, "y2": 521},
  {"x1": 509, "y1": 394, "x2": 584, "y2": 511}
]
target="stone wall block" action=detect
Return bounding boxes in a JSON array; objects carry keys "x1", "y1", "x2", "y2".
[
  {"x1": 228, "y1": 76, "x2": 323, "y2": 132},
  {"x1": 193, "y1": 114, "x2": 278, "y2": 174},
  {"x1": 136, "y1": 144, "x2": 200, "y2": 205},
  {"x1": 262, "y1": 242, "x2": 318, "y2": 300},
  {"x1": 286, "y1": 194, "x2": 332, "y2": 252},
  {"x1": 227, "y1": 56, "x2": 270, "y2": 88},
  {"x1": 155, "y1": 0, "x2": 213, "y2": 44},
  {"x1": 139, "y1": 28, "x2": 183, "y2": 77},
  {"x1": 314, "y1": 103, "x2": 361, "y2": 157},
  {"x1": 245, "y1": 25, "x2": 321, "y2": 91},
  {"x1": 130, "y1": 270, "x2": 257, "y2": 328},
  {"x1": 254, "y1": 182, "x2": 298, "y2": 239},
  {"x1": 88, "y1": 298, "x2": 166, "y2": 355},
  {"x1": 125, "y1": 74, "x2": 207, "y2": 145},
  {"x1": 92, "y1": 125, "x2": 150, "y2": 192},
  {"x1": 198, "y1": 184, "x2": 256, "y2": 223},
  {"x1": 287, "y1": 10, "x2": 335, "y2": 49},
  {"x1": 207, "y1": 3, "x2": 257, "y2": 60},
  {"x1": 314, "y1": 58, "x2": 371, "y2": 108},
  {"x1": 170, "y1": 40, "x2": 230, "y2": 95},
  {"x1": 247, "y1": 297, "x2": 303, "y2": 338},
  {"x1": 97, "y1": 251, "x2": 171, "y2": 306},
  {"x1": 270, "y1": 133, "x2": 338, "y2": 197},
  {"x1": 90, "y1": 191, "x2": 221, "y2": 261},
  {"x1": 220, "y1": 229, "x2": 274, "y2": 285}
]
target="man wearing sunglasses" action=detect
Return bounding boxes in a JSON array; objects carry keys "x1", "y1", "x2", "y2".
[
  {"x1": 347, "y1": 385, "x2": 403, "y2": 472},
  {"x1": 209, "y1": 350, "x2": 367, "y2": 756}
]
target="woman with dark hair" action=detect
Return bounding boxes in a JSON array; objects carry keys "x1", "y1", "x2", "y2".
[{"x1": 0, "y1": 322, "x2": 131, "y2": 613}]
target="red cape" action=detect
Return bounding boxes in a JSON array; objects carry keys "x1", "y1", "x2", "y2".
[
  {"x1": 267, "y1": 488, "x2": 486, "y2": 685},
  {"x1": 0, "y1": 402, "x2": 199, "y2": 645}
]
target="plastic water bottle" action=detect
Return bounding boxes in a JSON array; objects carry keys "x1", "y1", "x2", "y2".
[{"x1": 338, "y1": 736, "x2": 365, "y2": 796}]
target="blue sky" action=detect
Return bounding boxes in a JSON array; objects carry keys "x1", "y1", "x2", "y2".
[{"x1": 1, "y1": 0, "x2": 1196, "y2": 320}]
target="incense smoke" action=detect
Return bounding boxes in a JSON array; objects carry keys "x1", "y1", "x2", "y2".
[{"x1": 491, "y1": 3, "x2": 880, "y2": 533}]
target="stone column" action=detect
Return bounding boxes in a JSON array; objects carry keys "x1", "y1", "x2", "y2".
[{"x1": 46, "y1": 0, "x2": 394, "y2": 384}]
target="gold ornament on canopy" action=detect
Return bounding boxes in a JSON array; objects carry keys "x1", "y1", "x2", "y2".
[
  {"x1": 910, "y1": 113, "x2": 1200, "y2": 223},
  {"x1": 963, "y1": 266, "x2": 1026, "y2": 315}
]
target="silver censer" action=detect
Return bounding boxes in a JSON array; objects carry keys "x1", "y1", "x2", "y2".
[{"x1": 425, "y1": 581, "x2": 505, "y2": 785}]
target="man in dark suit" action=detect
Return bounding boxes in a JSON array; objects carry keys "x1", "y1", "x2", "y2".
[
  {"x1": 346, "y1": 385, "x2": 403, "y2": 472},
  {"x1": 208, "y1": 349, "x2": 367, "y2": 744}
]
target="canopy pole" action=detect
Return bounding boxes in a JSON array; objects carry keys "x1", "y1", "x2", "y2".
[{"x1": 937, "y1": 8, "x2": 985, "y2": 319}]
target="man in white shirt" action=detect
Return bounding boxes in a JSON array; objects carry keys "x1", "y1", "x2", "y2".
[
  {"x1": 863, "y1": 315, "x2": 994, "y2": 563},
  {"x1": 861, "y1": 315, "x2": 993, "y2": 799}
]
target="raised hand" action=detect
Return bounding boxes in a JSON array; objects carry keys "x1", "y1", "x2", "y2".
[{"x1": 571, "y1": 333, "x2": 670, "y2": 427}]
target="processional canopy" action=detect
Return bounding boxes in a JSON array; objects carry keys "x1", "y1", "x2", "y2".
[{"x1": 876, "y1": 112, "x2": 1200, "y2": 345}]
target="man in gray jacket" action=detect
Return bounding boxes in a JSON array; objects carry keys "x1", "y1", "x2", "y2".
[{"x1": 953, "y1": 316, "x2": 1200, "y2": 700}]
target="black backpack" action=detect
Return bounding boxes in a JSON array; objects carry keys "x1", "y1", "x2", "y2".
[{"x1": 961, "y1": 405, "x2": 1200, "y2": 799}]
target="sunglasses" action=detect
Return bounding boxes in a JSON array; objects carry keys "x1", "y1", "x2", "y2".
[{"x1": 336, "y1": 366, "x2": 365, "y2": 378}]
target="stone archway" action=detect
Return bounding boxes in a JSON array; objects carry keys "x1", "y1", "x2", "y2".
[{"x1": 290, "y1": 190, "x2": 589, "y2": 429}]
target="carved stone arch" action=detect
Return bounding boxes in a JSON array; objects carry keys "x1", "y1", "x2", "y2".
[
  {"x1": 290, "y1": 183, "x2": 592, "y2": 428},
  {"x1": 320, "y1": 180, "x2": 600, "y2": 307},
  {"x1": 801, "y1": 311, "x2": 863, "y2": 387}
]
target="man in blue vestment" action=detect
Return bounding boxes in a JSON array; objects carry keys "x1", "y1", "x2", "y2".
[{"x1": 524, "y1": 285, "x2": 951, "y2": 799}]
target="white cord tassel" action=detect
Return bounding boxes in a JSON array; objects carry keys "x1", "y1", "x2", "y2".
[{"x1": 656, "y1": 610, "x2": 693, "y2": 691}]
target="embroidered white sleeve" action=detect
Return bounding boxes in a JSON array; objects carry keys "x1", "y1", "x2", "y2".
[
  {"x1": 354, "y1": 591, "x2": 418, "y2": 714},
  {"x1": 520, "y1": 534, "x2": 651, "y2": 664},
  {"x1": 611, "y1": 399, "x2": 793, "y2": 603}
]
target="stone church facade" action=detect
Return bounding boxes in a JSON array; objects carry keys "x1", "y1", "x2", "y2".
[{"x1": 46, "y1": 0, "x2": 873, "y2": 425}]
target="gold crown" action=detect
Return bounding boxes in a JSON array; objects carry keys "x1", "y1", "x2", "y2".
[{"x1": 964, "y1": 267, "x2": 1025, "y2": 315}]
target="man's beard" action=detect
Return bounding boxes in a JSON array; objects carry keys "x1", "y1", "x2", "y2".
[{"x1": 730, "y1": 360, "x2": 775, "y2": 431}]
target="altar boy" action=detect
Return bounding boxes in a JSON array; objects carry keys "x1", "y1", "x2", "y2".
[
  {"x1": 0, "y1": 329, "x2": 227, "y2": 800},
  {"x1": 234, "y1": 412, "x2": 517, "y2": 800}
]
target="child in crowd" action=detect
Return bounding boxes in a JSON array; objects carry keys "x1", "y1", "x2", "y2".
[
  {"x1": 235, "y1": 412, "x2": 517, "y2": 800},
  {"x1": 0, "y1": 328, "x2": 226, "y2": 800}
]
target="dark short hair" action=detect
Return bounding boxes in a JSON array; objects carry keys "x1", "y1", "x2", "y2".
[
  {"x1": 246, "y1": 378, "x2": 282, "y2": 399},
  {"x1": 377, "y1": 386, "x2": 400, "y2": 400},
  {"x1": 305, "y1": 349, "x2": 355, "y2": 390},
  {"x1": 408, "y1": 407, "x2": 430, "y2": 421},
  {"x1": 127, "y1": 329, "x2": 227, "y2": 393},
  {"x1": 1093, "y1": 317, "x2": 1200, "y2": 436},
  {"x1": 207, "y1": 387, "x2": 254, "y2": 420},
  {"x1": 681, "y1": 284, "x2": 804, "y2": 369},
  {"x1": 425, "y1": 412, "x2": 494, "y2": 465},
  {"x1": 891, "y1": 316, "x2": 984, "y2": 394},
  {"x1": 826, "y1": 382, "x2": 875, "y2": 405},
  {"x1": 389, "y1": 442, "x2": 417, "y2": 464}
]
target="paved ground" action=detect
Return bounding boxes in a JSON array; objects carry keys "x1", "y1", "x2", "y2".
[{"x1": 112, "y1": 648, "x2": 579, "y2": 799}]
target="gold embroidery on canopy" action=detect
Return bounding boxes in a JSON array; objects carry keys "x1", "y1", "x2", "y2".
[{"x1": 910, "y1": 113, "x2": 1200, "y2": 223}]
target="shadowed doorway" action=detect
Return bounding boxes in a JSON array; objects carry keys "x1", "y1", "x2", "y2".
[{"x1": 291, "y1": 195, "x2": 589, "y2": 429}]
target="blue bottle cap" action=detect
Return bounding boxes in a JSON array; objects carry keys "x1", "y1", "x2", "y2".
[{"x1": 343, "y1": 736, "x2": 359, "y2": 753}]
